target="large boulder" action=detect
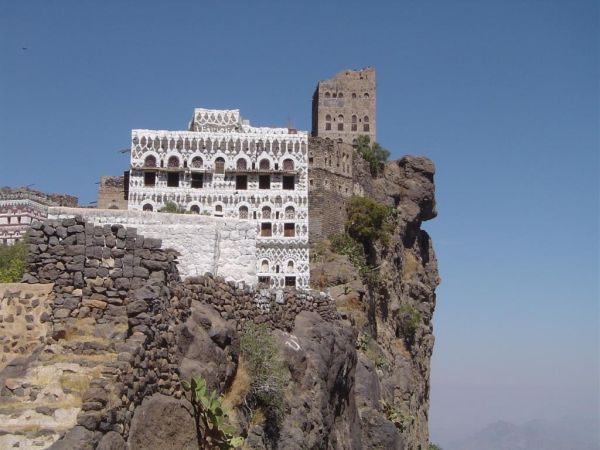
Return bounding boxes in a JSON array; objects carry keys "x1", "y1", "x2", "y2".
[{"x1": 127, "y1": 393, "x2": 197, "y2": 450}]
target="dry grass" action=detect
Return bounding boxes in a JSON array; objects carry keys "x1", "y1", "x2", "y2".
[
  {"x1": 59, "y1": 373, "x2": 90, "y2": 393},
  {"x1": 336, "y1": 296, "x2": 367, "y2": 330},
  {"x1": 401, "y1": 251, "x2": 419, "y2": 283},
  {"x1": 223, "y1": 361, "x2": 251, "y2": 411}
]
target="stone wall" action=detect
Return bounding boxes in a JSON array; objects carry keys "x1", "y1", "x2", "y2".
[
  {"x1": 174, "y1": 275, "x2": 338, "y2": 332},
  {"x1": 0, "y1": 283, "x2": 53, "y2": 371},
  {"x1": 307, "y1": 137, "x2": 372, "y2": 242},
  {"x1": 47, "y1": 207, "x2": 257, "y2": 285}
]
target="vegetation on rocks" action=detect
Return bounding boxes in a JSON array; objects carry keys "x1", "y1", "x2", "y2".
[
  {"x1": 355, "y1": 135, "x2": 390, "y2": 176},
  {"x1": 346, "y1": 196, "x2": 395, "y2": 248},
  {"x1": 0, "y1": 240, "x2": 27, "y2": 283},
  {"x1": 398, "y1": 304, "x2": 422, "y2": 346},
  {"x1": 240, "y1": 323, "x2": 286, "y2": 435},
  {"x1": 181, "y1": 375, "x2": 244, "y2": 449}
]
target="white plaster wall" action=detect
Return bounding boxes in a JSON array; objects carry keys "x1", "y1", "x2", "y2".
[{"x1": 48, "y1": 207, "x2": 257, "y2": 285}]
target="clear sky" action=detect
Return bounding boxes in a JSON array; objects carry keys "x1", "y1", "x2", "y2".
[{"x1": 1, "y1": 0, "x2": 598, "y2": 445}]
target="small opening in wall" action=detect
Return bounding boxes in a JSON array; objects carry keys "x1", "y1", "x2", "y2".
[
  {"x1": 167, "y1": 172, "x2": 180, "y2": 187},
  {"x1": 309, "y1": 157, "x2": 313, "y2": 164},
  {"x1": 261, "y1": 223, "x2": 272, "y2": 237},
  {"x1": 259, "y1": 175, "x2": 271, "y2": 189},
  {"x1": 282, "y1": 175, "x2": 294, "y2": 190},
  {"x1": 236, "y1": 175, "x2": 248, "y2": 190},
  {"x1": 275, "y1": 211, "x2": 280, "y2": 219},
  {"x1": 284, "y1": 223, "x2": 295, "y2": 237},
  {"x1": 191, "y1": 173, "x2": 203, "y2": 189},
  {"x1": 144, "y1": 172, "x2": 156, "y2": 187},
  {"x1": 253, "y1": 211, "x2": 257, "y2": 219}
]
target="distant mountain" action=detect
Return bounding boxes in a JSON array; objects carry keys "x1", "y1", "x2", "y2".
[{"x1": 448, "y1": 417, "x2": 599, "y2": 450}]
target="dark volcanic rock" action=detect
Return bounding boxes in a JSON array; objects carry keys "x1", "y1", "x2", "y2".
[{"x1": 127, "y1": 393, "x2": 197, "y2": 450}]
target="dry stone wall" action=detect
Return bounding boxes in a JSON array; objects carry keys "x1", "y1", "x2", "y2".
[{"x1": 48, "y1": 207, "x2": 257, "y2": 284}]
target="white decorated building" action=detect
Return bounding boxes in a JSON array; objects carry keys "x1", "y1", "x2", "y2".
[{"x1": 128, "y1": 108, "x2": 310, "y2": 288}]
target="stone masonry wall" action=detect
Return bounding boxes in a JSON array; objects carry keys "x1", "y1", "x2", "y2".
[{"x1": 48, "y1": 207, "x2": 257, "y2": 285}]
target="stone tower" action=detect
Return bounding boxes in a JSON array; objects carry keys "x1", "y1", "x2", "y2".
[{"x1": 311, "y1": 68, "x2": 376, "y2": 145}]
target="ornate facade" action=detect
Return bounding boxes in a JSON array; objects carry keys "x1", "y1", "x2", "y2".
[{"x1": 127, "y1": 108, "x2": 310, "y2": 289}]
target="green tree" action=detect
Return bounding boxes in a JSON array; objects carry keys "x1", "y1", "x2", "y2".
[
  {"x1": 355, "y1": 135, "x2": 390, "y2": 176},
  {"x1": 0, "y1": 239, "x2": 27, "y2": 283},
  {"x1": 346, "y1": 196, "x2": 394, "y2": 247}
]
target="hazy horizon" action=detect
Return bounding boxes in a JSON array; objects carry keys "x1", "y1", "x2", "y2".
[{"x1": 1, "y1": 1, "x2": 598, "y2": 447}]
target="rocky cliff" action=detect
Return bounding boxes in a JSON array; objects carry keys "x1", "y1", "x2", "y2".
[{"x1": 0, "y1": 156, "x2": 438, "y2": 449}]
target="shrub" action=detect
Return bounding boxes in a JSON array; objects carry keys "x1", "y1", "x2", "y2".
[
  {"x1": 0, "y1": 239, "x2": 27, "y2": 283},
  {"x1": 181, "y1": 375, "x2": 244, "y2": 449},
  {"x1": 240, "y1": 323, "x2": 286, "y2": 431},
  {"x1": 355, "y1": 135, "x2": 390, "y2": 176},
  {"x1": 380, "y1": 399, "x2": 415, "y2": 433},
  {"x1": 346, "y1": 196, "x2": 395, "y2": 247},
  {"x1": 158, "y1": 201, "x2": 186, "y2": 214},
  {"x1": 398, "y1": 304, "x2": 421, "y2": 345}
]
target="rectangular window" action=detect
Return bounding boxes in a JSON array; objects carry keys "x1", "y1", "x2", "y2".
[
  {"x1": 144, "y1": 172, "x2": 156, "y2": 187},
  {"x1": 285, "y1": 276, "x2": 296, "y2": 287},
  {"x1": 191, "y1": 173, "x2": 203, "y2": 189},
  {"x1": 284, "y1": 223, "x2": 295, "y2": 237},
  {"x1": 167, "y1": 172, "x2": 180, "y2": 187},
  {"x1": 259, "y1": 175, "x2": 271, "y2": 189},
  {"x1": 258, "y1": 276, "x2": 270, "y2": 286},
  {"x1": 325, "y1": 123, "x2": 331, "y2": 131},
  {"x1": 351, "y1": 124, "x2": 357, "y2": 131},
  {"x1": 236, "y1": 175, "x2": 248, "y2": 190},
  {"x1": 282, "y1": 175, "x2": 294, "y2": 190},
  {"x1": 261, "y1": 223, "x2": 272, "y2": 237}
]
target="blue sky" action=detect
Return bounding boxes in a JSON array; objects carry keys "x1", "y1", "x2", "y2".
[{"x1": 1, "y1": 0, "x2": 598, "y2": 445}]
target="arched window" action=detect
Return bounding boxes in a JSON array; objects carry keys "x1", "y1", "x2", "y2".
[
  {"x1": 144, "y1": 155, "x2": 156, "y2": 167},
  {"x1": 260, "y1": 259, "x2": 269, "y2": 273},
  {"x1": 282, "y1": 159, "x2": 294, "y2": 171},
  {"x1": 143, "y1": 203, "x2": 153, "y2": 212},
  {"x1": 167, "y1": 156, "x2": 179, "y2": 168},
  {"x1": 190, "y1": 205, "x2": 200, "y2": 214},
  {"x1": 352, "y1": 93, "x2": 357, "y2": 99},
  {"x1": 338, "y1": 93, "x2": 343, "y2": 98},
  {"x1": 215, "y1": 204, "x2": 223, "y2": 216},
  {"x1": 325, "y1": 114, "x2": 332, "y2": 121},
  {"x1": 337, "y1": 114, "x2": 344, "y2": 131},
  {"x1": 261, "y1": 206, "x2": 271, "y2": 219},
  {"x1": 364, "y1": 92, "x2": 370, "y2": 98},
  {"x1": 351, "y1": 115, "x2": 358, "y2": 131},
  {"x1": 325, "y1": 114, "x2": 332, "y2": 131},
  {"x1": 259, "y1": 159, "x2": 270, "y2": 171},
  {"x1": 215, "y1": 157, "x2": 225, "y2": 174},
  {"x1": 286, "y1": 261, "x2": 294, "y2": 273},
  {"x1": 191, "y1": 156, "x2": 203, "y2": 168},
  {"x1": 237, "y1": 158, "x2": 247, "y2": 171},
  {"x1": 239, "y1": 206, "x2": 248, "y2": 219},
  {"x1": 363, "y1": 116, "x2": 370, "y2": 132},
  {"x1": 324, "y1": 92, "x2": 330, "y2": 98},
  {"x1": 285, "y1": 206, "x2": 295, "y2": 219}
]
